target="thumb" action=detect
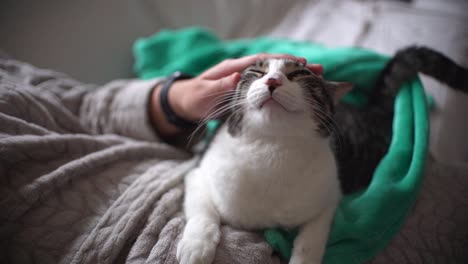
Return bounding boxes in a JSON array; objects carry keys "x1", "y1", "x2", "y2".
[{"x1": 208, "y1": 72, "x2": 241, "y2": 93}]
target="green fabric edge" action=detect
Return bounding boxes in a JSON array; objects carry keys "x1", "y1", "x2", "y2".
[{"x1": 132, "y1": 27, "x2": 429, "y2": 264}]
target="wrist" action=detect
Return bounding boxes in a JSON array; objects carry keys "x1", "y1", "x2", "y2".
[
  {"x1": 159, "y1": 72, "x2": 198, "y2": 130},
  {"x1": 168, "y1": 79, "x2": 196, "y2": 122},
  {"x1": 149, "y1": 84, "x2": 183, "y2": 137}
]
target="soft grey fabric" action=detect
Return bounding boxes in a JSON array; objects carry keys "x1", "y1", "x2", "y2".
[
  {"x1": 1, "y1": 57, "x2": 467, "y2": 264},
  {"x1": 368, "y1": 157, "x2": 468, "y2": 264},
  {"x1": 0, "y1": 58, "x2": 280, "y2": 264}
]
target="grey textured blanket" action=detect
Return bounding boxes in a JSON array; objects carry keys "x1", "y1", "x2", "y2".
[
  {"x1": 1, "y1": 57, "x2": 467, "y2": 264},
  {"x1": 0, "y1": 57, "x2": 279, "y2": 264}
]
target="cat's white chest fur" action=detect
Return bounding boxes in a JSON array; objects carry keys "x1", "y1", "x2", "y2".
[
  {"x1": 178, "y1": 58, "x2": 344, "y2": 264},
  {"x1": 199, "y1": 126, "x2": 341, "y2": 229}
]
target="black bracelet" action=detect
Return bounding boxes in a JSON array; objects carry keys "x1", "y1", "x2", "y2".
[{"x1": 159, "y1": 71, "x2": 197, "y2": 130}]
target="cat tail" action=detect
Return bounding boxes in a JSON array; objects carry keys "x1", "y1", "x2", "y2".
[{"x1": 369, "y1": 46, "x2": 468, "y2": 109}]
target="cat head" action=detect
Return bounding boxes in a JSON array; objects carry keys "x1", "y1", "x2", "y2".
[{"x1": 225, "y1": 58, "x2": 352, "y2": 138}]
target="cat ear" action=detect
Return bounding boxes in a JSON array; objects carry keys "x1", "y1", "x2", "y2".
[{"x1": 328, "y1": 81, "x2": 353, "y2": 105}]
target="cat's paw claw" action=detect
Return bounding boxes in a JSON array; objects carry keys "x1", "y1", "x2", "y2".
[{"x1": 177, "y1": 237, "x2": 216, "y2": 264}]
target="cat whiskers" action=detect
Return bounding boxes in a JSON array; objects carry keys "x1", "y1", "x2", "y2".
[
  {"x1": 308, "y1": 107, "x2": 344, "y2": 154},
  {"x1": 188, "y1": 92, "x2": 247, "y2": 144},
  {"x1": 197, "y1": 90, "x2": 238, "y2": 122},
  {"x1": 188, "y1": 100, "x2": 246, "y2": 144},
  {"x1": 303, "y1": 100, "x2": 345, "y2": 155},
  {"x1": 198, "y1": 89, "x2": 238, "y2": 100}
]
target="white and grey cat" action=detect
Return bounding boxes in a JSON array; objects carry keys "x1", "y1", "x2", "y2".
[
  {"x1": 177, "y1": 59, "x2": 351, "y2": 264},
  {"x1": 177, "y1": 46, "x2": 468, "y2": 264}
]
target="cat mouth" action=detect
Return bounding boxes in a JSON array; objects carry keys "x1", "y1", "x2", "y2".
[{"x1": 260, "y1": 97, "x2": 288, "y2": 111}]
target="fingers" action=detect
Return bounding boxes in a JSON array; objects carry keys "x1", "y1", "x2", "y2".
[
  {"x1": 306, "y1": 64, "x2": 324, "y2": 76},
  {"x1": 201, "y1": 53, "x2": 307, "y2": 80},
  {"x1": 207, "y1": 72, "x2": 240, "y2": 94},
  {"x1": 219, "y1": 72, "x2": 241, "y2": 91},
  {"x1": 255, "y1": 53, "x2": 307, "y2": 65},
  {"x1": 193, "y1": 73, "x2": 240, "y2": 119},
  {"x1": 200, "y1": 57, "x2": 255, "y2": 80}
]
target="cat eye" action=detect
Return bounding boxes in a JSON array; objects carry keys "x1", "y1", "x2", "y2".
[
  {"x1": 287, "y1": 70, "x2": 312, "y2": 80},
  {"x1": 248, "y1": 69, "x2": 266, "y2": 77}
]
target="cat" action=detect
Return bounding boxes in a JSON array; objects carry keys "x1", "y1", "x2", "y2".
[
  {"x1": 177, "y1": 46, "x2": 468, "y2": 264},
  {"x1": 335, "y1": 46, "x2": 468, "y2": 193}
]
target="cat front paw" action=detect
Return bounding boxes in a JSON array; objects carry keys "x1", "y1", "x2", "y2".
[
  {"x1": 289, "y1": 254, "x2": 320, "y2": 264},
  {"x1": 177, "y1": 237, "x2": 217, "y2": 264}
]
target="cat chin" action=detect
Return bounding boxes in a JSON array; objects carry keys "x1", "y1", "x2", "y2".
[
  {"x1": 250, "y1": 106, "x2": 293, "y2": 124},
  {"x1": 257, "y1": 99, "x2": 304, "y2": 117},
  {"x1": 243, "y1": 109, "x2": 316, "y2": 138},
  {"x1": 260, "y1": 99, "x2": 289, "y2": 113},
  {"x1": 255, "y1": 94, "x2": 303, "y2": 113}
]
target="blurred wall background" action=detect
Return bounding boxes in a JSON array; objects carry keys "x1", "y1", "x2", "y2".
[
  {"x1": 1, "y1": 0, "x2": 468, "y2": 162},
  {"x1": 1, "y1": 0, "x2": 295, "y2": 83}
]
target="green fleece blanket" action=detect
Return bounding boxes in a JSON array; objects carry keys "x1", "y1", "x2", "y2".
[{"x1": 133, "y1": 27, "x2": 429, "y2": 264}]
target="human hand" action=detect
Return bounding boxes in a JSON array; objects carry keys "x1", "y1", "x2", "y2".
[
  {"x1": 168, "y1": 54, "x2": 323, "y2": 121},
  {"x1": 150, "y1": 53, "x2": 323, "y2": 137}
]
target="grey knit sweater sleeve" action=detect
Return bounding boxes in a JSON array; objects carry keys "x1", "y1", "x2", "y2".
[{"x1": 0, "y1": 56, "x2": 163, "y2": 141}]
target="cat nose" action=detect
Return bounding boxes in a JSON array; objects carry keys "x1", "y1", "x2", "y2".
[{"x1": 265, "y1": 78, "x2": 282, "y2": 87}]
